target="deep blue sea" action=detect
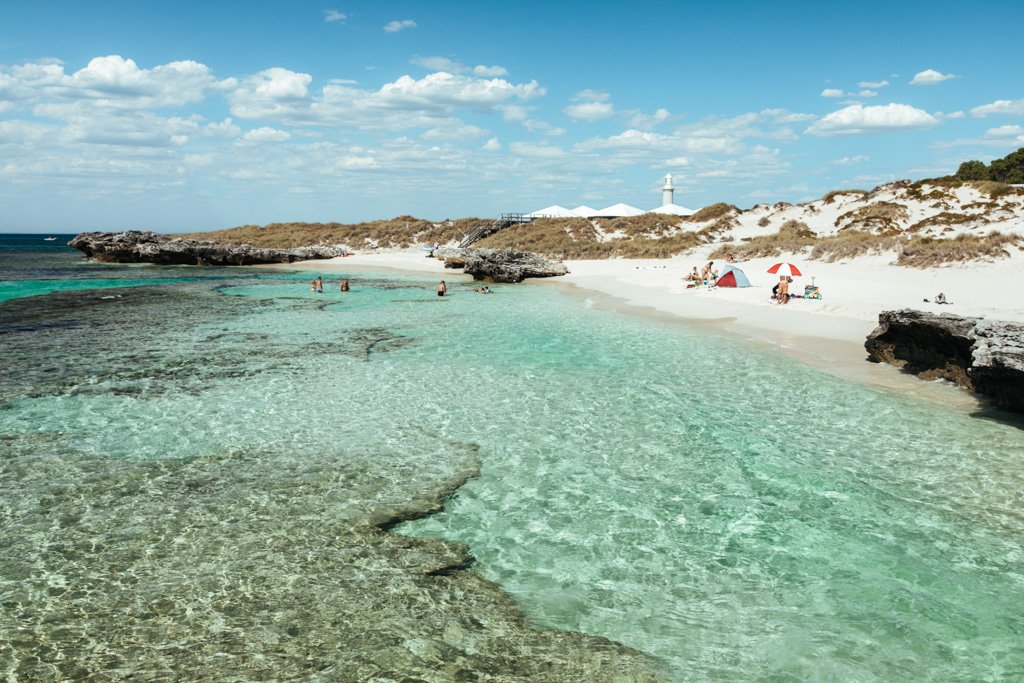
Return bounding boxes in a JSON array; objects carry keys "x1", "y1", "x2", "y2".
[{"x1": 2, "y1": 233, "x2": 1023, "y2": 680}]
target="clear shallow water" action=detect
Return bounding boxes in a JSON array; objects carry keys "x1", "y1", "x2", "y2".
[{"x1": 2, "y1": 241, "x2": 1023, "y2": 680}]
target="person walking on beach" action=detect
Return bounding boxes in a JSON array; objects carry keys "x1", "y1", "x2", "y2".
[
  {"x1": 437, "y1": 280, "x2": 447, "y2": 297},
  {"x1": 340, "y1": 278, "x2": 350, "y2": 292}
]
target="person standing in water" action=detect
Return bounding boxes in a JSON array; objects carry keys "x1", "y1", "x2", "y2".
[
  {"x1": 437, "y1": 280, "x2": 447, "y2": 297},
  {"x1": 340, "y1": 278, "x2": 350, "y2": 292},
  {"x1": 316, "y1": 275, "x2": 323, "y2": 293}
]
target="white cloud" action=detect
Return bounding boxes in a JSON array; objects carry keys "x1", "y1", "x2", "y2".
[
  {"x1": 183, "y1": 153, "x2": 215, "y2": 166},
  {"x1": 204, "y1": 118, "x2": 241, "y2": 137},
  {"x1": 324, "y1": 10, "x2": 347, "y2": 23},
  {"x1": 509, "y1": 142, "x2": 565, "y2": 158},
  {"x1": 412, "y1": 56, "x2": 465, "y2": 73},
  {"x1": 574, "y1": 89, "x2": 610, "y2": 102},
  {"x1": 943, "y1": 110, "x2": 966, "y2": 119},
  {"x1": 241, "y1": 127, "x2": 291, "y2": 143},
  {"x1": 910, "y1": 69, "x2": 955, "y2": 85},
  {"x1": 251, "y1": 67, "x2": 312, "y2": 99},
  {"x1": 986, "y1": 125, "x2": 1024, "y2": 139},
  {"x1": 858, "y1": 89, "x2": 877, "y2": 98},
  {"x1": 564, "y1": 101, "x2": 614, "y2": 121},
  {"x1": 806, "y1": 103, "x2": 939, "y2": 136},
  {"x1": 628, "y1": 107, "x2": 671, "y2": 129},
  {"x1": 483, "y1": 137, "x2": 501, "y2": 151},
  {"x1": 564, "y1": 90, "x2": 614, "y2": 121},
  {"x1": 421, "y1": 122, "x2": 486, "y2": 141},
  {"x1": 934, "y1": 124, "x2": 1024, "y2": 148},
  {"x1": 373, "y1": 72, "x2": 542, "y2": 108},
  {"x1": 832, "y1": 155, "x2": 869, "y2": 166},
  {"x1": 69, "y1": 113, "x2": 200, "y2": 147},
  {"x1": 821, "y1": 88, "x2": 845, "y2": 97},
  {"x1": 0, "y1": 55, "x2": 227, "y2": 112},
  {"x1": 760, "y1": 108, "x2": 816, "y2": 123},
  {"x1": 970, "y1": 98, "x2": 1024, "y2": 117},
  {"x1": 228, "y1": 70, "x2": 543, "y2": 132},
  {"x1": 858, "y1": 80, "x2": 889, "y2": 89},
  {"x1": 383, "y1": 19, "x2": 416, "y2": 33},
  {"x1": 473, "y1": 65, "x2": 508, "y2": 77}
]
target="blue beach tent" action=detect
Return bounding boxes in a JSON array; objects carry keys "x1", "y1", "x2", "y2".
[{"x1": 716, "y1": 264, "x2": 751, "y2": 287}]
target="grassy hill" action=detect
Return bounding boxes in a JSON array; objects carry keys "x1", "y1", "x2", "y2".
[
  {"x1": 172, "y1": 150, "x2": 1024, "y2": 266},
  {"x1": 179, "y1": 216, "x2": 487, "y2": 250}
]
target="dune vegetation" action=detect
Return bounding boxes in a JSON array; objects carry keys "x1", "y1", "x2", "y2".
[
  {"x1": 179, "y1": 217, "x2": 486, "y2": 250},
  {"x1": 169, "y1": 149, "x2": 1024, "y2": 267}
]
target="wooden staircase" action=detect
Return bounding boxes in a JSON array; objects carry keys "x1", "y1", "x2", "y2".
[{"x1": 458, "y1": 213, "x2": 531, "y2": 248}]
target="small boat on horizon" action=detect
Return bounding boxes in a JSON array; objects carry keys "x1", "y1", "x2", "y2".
[{"x1": 43, "y1": 237, "x2": 57, "y2": 241}]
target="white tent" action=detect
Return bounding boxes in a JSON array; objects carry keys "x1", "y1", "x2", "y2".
[
  {"x1": 646, "y1": 203, "x2": 695, "y2": 216},
  {"x1": 526, "y1": 205, "x2": 579, "y2": 219},
  {"x1": 594, "y1": 203, "x2": 644, "y2": 217},
  {"x1": 571, "y1": 205, "x2": 598, "y2": 218}
]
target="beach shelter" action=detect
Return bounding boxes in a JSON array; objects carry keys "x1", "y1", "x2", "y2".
[
  {"x1": 715, "y1": 264, "x2": 751, "y2": 288},
  {"x1": 526, "y1": 205, "x2": 579, "y2": 219},
  {"x1": 571, "y1": 205, "x2": 599, "y2": 218},
  {"x1": 594, "y1": 202, "x2": 644, "y2": 217},
  {"x1": 646, "y1": 203, "x2": 695, "y2": 217}
]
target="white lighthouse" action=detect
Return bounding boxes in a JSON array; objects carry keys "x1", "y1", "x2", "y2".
[{"x1": 662, "y1": 173, "x2": 674, "y2": 207}]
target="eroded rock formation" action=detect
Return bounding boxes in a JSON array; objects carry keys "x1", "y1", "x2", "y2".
[
  {"x1": 439, "y1": 247, "x2": 568, "y2": 283},
  {"x1": 69, "y1": 231, "x2": 344, "y2": 265},
  {"x1": 865, "y1": 309, "x2": 1024, "y2": 412}
]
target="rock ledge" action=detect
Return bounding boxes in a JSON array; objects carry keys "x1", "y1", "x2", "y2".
[
  {"x1": 438, "y1": 247, "x2": 568, "y2": 283},
  {"x1": 69, "y1": 231, "x2": 344, "y2": 266},
  {"x1": 865, "y1": 309, "x2": 1024, "y2": 412}
]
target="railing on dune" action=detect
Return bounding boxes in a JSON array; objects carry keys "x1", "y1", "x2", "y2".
[{"x1": 457, "y1": 213, "x2": 532, "y2": 248}]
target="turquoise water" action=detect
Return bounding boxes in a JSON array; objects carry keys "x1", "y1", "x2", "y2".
[{"x1": 2, "y1": 246, "x2": 1023, "y2": 680}]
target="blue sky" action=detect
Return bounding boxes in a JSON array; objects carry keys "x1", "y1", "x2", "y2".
[{"x1": 2, "y1": 0, "x2": 1023, "y2": 232}]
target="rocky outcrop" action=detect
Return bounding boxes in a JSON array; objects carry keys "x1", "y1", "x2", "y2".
[
  {"x1": 439, "y1": 247, "x2": 568, "y2": 283},
  {"x1": 865, "y1": 309, "x2": 1024, "y2": 412},
  {"x1": 69, "y1": 231, "x2": 344, "y2": 265}
]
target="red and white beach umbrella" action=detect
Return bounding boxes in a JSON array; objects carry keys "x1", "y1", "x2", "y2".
[{"x1": 767, "y1": 262, "x2": 802, "y2": 277}]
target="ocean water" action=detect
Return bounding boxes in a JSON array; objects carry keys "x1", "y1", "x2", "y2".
[{"x1": 2, "y1": 234, "x2": 1023, "y2": 680}]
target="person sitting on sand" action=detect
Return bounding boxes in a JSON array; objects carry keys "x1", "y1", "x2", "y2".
[
  {"x1": 438, "y1": 280, "x2": 447, "y2": 297},
  {"x1": 935, "y1": 292, "x2": 948, "y2": 304},
  {"x1": 340, "y1": 278, "x2": 350, "y2": 292}
]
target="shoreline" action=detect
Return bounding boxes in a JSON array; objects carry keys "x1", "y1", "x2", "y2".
[{"x1": 273, "y1": 249, "x2": 1004, "y2": 409}]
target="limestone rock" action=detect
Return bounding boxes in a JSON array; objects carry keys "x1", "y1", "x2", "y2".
[
  {"x1": 69, "y1": 231, "x2": 344, "y2": 266},
  {"x1": 865, "y1": 308, "x2": 1024, "y2": 412},
  {"x1": 458, "y1": 247, "x2": 569, "y2": 283}
]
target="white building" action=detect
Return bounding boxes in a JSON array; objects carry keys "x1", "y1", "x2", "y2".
[{"x1": 525, "y1": 174, "x2": 694, "y2": 219}]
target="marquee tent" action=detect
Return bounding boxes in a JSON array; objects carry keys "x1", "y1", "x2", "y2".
[
  {"x1": 594, "y1": 203, "x2": 644, "y2": 217},
  {"x1": 646, "y1": 203, "x2": 695, "y2": 216},
  {"x1": 525, "y1": 205, "x2": 579, "y2": 219}
]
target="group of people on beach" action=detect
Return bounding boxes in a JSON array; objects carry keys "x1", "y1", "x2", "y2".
[
  {"x1": 684, "y1": 261, "x2": 719, "y2": 288},
  {"x1": 306, "y1": 277, "x2": 491, "y2": 298},
  {"x1": 309, "y1": 275, "x2": 349, "y2": 293}
]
